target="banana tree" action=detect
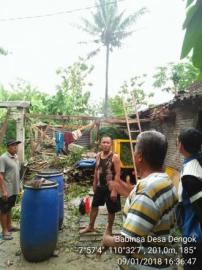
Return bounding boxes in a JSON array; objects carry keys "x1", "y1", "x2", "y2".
[{"x1": 181, "y1": 0, "x2": 202, "y2": 79}]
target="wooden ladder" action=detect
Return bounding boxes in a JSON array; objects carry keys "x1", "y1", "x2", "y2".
[{"x1": 123, "y1": 95, "x2": 142, "y2": 180}]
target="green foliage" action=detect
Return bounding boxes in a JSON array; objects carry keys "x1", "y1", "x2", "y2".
[
  {"x1": 0, "y1": 145, "x2": 6, "y2": 155},
  {"x1": 120, "y1": 142, "x2": 133, "y2": 166},
  {"x1": 181, "y1": 0, "x2": 202, "y2": 77},
  {"x1": 186, "y1": 0, "x2": 195, "y2": 8},
  {"x1": 5, "y1": 120, "x2": 16, "y2": 143},
  {"x1": 65, "y1": 183, "x2": 90, "y2": 201},
  {"x1": 50, "y1": 147, "x2": 85, "y2": 168},
  {"x1": 120, "y1": 75, "x2": 153, "y2": 108},
  {"x1": 0, "y1": 79, "x2": 50, "y2": 114},
  {"x1": 98, "y1": 125, "x2": 128, "y2": 140},
  {"x1": 0, "y1": 47, "x2": 8, "y2": 56},
  {"x1": 153, "y1": 59, "x2": 200, "y2": 94},
  {"x1": 12, "y1": 204, "x2": 21, "y2": 221},
  {"x1": 108, "y1": 95, "x2": 125, "y2": 117},
  {"x1": 65, "y1": 148, "x2": 85, "y2": 166},
  {"x1": 0, "y1": 81, "x2": 50, "y2": 147},
  {"x1": 0, "y1": 99, "x2": 16, "y2": 146},
  {"x1": 66, "y1": 204, "x2": 80, "y2": 218},
  {"x1": 108, "y1": 75, "x2": 153, "y2": 117},
  {"x1": 0, "y1": 59, "x2": 93, "y2": 116},
  {"x1": 47, "y1": 59, "x2": 93, "y2": 116},
  {"x1": 0, "y1": 60, "x2": 94, "y2": 152}
]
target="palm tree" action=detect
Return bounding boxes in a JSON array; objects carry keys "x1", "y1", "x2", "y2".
[{"x1": 79, "y1": 0, "x2": 146, "y2": 116}]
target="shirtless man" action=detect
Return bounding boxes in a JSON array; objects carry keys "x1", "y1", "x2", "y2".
[{"x1": 80, "y1": 136, "x2": 121, "y2": 234}]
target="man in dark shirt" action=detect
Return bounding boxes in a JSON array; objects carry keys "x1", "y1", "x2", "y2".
[
  {"x1": 177, "y1": 128, "x2": 202, "y2": 269},
  {"x1": 80, "y1": 136, "x2": 121, "y2": 234}
]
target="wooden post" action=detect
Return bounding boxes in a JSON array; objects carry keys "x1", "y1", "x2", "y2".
[
  {"x1": 16, "y1": 108, "x2": 25, "y2": 162},
  {"x1": 123, "y1": 104, "x2": 138, "y2": 179},
  {"x1": 0, "y1": 101, "x2": 31, "y2": 162}
]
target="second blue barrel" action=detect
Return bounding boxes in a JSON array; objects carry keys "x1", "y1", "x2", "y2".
[
  {"x1": 37, "y1": 169, "x2": 64, "y2": 229},
  {"x1": 20, "y1": 180, "x2": 59, "y2": 262}
]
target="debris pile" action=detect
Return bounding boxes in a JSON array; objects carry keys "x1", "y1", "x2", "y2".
[
  {"x1": 24, "y1": 150, "x2": 96, "y2": 184},
  {"x1": 64, "y1": 167, "x2": 94, "y2": 183}
]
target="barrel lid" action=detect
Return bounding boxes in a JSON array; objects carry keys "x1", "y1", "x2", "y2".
[
  {"x1": 38, "y1": 168, "x2": 63, "y2": 176},
  {"x1": 24, "y1": 179, "x2": 58, "y2": 189}
]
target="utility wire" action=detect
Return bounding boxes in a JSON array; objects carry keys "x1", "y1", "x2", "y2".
[{"x1": 0, "y1": 0, "x2": 126, "y2": 22}]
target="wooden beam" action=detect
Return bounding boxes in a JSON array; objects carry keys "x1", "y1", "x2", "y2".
[
  {"x1": 26, "y1": 113, "x2": 99, "y2": 121},
  {"x1": 102, "y1": 118, "x2": 151, "y2": 124},
  {"x1": 26, "y1": 113, "x2": 151, "y2": 124},
  {"x1": 0, "y1": 101, "x2": 31, "y2": 109}
]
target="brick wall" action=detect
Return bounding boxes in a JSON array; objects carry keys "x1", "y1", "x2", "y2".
[
  {"x1": 163, "y1": 107, "x2": 195, "y2": 170},
  {"x1": 144, "y1": 105, "x2": 200, "y2": 171}
]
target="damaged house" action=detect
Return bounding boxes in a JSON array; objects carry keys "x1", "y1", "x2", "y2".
[{"x1": 137, "y1": 84, "x2": 202, "y2": 172}]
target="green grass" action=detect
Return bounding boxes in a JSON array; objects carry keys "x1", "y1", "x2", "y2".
[
  {"x1": 64, "y1": 183, "x2": 90, "y2": 201},
  {"x1": 11, "y1": 183, "x2": 90, "y2": 221}
]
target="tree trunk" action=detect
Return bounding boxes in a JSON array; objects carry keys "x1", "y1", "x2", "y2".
[{"x1": 104, "y1": 44, "x2": 110, "y2": 117}]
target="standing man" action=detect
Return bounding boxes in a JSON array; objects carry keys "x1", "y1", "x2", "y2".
[
  {"x1": 103, "y1": 131, "x2": 178, "y2": 269},
  {"x1": 0, "y1": 139, "x2": 21, "y2": 240},
  {"x1": 177, "y1": 128, "x2": 202, "y2": 269},
  {"x1": 80, "y1": 136, "x2": 121, "y2": 234}
]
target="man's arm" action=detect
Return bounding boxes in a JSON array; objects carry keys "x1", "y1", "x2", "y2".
[
  {"x1": 113, "y1": 154, "x2": 121, "y2": 183},
  {"x1": 108, "y1": 154, "x2": 134, "y2": 197},
  {"x1": 0, "y1": 173, "x2": 8, "y2": 200},
  {"x1": 108, "y1": 179, "x2": 134, "y2": 197},
  {"x1": 110, "y1": 154, "x2": 121, "y2": 200},
  {"x1": 103, "y1": 232, "x2": 126, "y2": 247},
  {"x1": 0, "y1": 157, "x2": 8, "y2": 200},
  {"x1": 93, "y1": 153, "x2": 100, "y2": 192}
]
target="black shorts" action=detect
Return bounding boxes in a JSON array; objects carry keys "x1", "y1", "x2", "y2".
[
  {"x1": 0, "y1": 195, "x2": 17, "y2": 213},
  {"x1": 91, "y1": 186, "x2": 121, "y2": 214}
]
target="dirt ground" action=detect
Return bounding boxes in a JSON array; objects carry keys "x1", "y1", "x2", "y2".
[
  {"x1": 0, "y1": 240, "x2": 119, "y2": 270},
  {"x1": 0, "y1": 197, "x2": 121, "y2": 270},
  {"x1": 0, "y1": 235, "x2": 119, "y2": 270},
  {"x1": 0, "y1": 187, "x2": 182, "y2": 270}
]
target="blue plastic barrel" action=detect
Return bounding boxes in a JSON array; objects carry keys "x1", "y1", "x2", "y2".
[
  {"x1": 37, "y1": 169, "x2": 64, "y2": 229},
  {"x1": 20, "y1": 180, "x2": 59, "y2": 262}
]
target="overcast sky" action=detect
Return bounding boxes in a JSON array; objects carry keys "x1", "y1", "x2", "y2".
[{"x1": 0, "y1": 0, "x2": 186, "y2": 105}]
